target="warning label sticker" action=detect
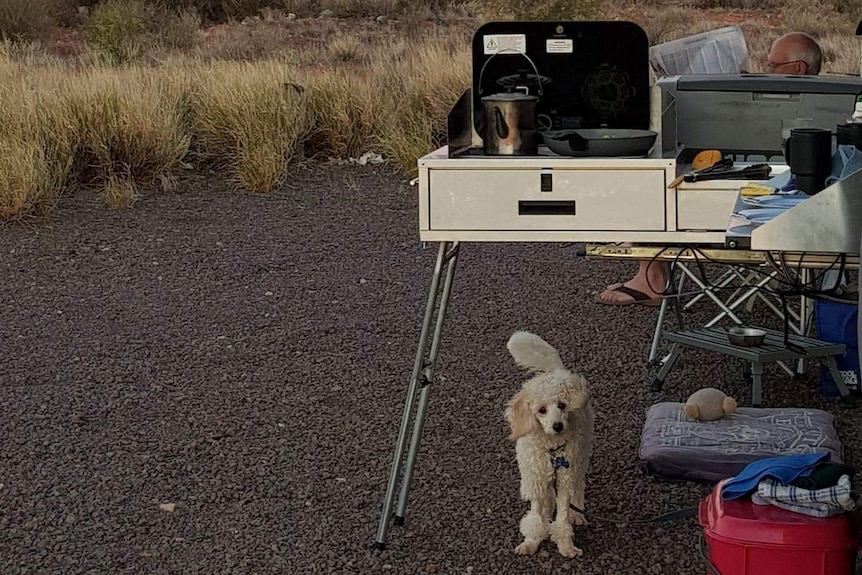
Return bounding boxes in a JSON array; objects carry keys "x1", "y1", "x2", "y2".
[
  {"x1": 483, "y1": 34, "x2": 527, "y2": 55},
  {"x1": 546, "y1": 39, "x2": 573, "y2": 54}
]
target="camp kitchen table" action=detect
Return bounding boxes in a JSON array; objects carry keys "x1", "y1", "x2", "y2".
[
  {"x1": 636, "y1": 171, "x2": 861, "y2": 406},
  {"x1": 372, "y1": 146, "x2": 862, "y2": 550}
]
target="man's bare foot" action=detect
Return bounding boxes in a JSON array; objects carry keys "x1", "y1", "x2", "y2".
[{"x1": 595, "y1": 279, "x2": 664, "y2": 307}]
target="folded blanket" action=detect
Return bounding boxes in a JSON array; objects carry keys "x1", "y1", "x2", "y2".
[{"x1": 751, "y1": 475, "x2": 856, "y2": 518}]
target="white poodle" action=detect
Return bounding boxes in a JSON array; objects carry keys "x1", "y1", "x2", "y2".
[{"x1": 504, "y1": 331, "x2": 594, "y2": 558}]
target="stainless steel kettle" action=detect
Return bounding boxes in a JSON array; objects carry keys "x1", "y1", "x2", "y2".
[
  {"x1": 480, "y1": 92, "x2": 539, "y2": 155},
  {"x1": 477, "y1": 50, "x2": 544, "y2": 156}
]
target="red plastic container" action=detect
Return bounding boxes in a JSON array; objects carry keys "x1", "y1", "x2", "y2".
[{"x1": 699, "y1": 480, "x2": 859, "y2": 575}]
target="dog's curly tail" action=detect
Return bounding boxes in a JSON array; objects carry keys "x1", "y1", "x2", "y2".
[{"x1": 506, "y1": 331, "x2": 564, "y2": 373}]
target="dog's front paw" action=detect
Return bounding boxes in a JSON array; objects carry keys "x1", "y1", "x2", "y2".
[
  {"x1": 556, "y1": 543, "x2": 583, "y2": 558},
  {"x1": 515, "y1": 540, "x2": 540, "y2": 555}
]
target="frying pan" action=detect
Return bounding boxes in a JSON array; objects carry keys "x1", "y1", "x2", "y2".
[{"x1": 542, "y1": 129, "x2": 657, "y2": 157}]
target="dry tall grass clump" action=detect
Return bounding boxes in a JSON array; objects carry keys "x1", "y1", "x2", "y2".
[
  {"x1": 0, "y1": 50, "x2": 192, "y2": 214},
  {"x1": 306, "y1": 69, "x2": 374, "y2": 159},
  {"x1": 0, "y1": 55, "x2": 76, "y2": 218},
  {"x1": 65, "y1": 70, "x2": 192, "y2": 207},
  {"x1": 369, "y1": 41, "x2": 470, "y2": 175},
  {"x1": 189, "y1": 60, "x2": 314, "y2": 192}
]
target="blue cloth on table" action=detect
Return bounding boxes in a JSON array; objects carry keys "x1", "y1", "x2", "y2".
[
  {"x1": 720, "y1": 452, "x2": 830, "y2": 500},
  {"x1": 826, "y1": 144, "x2": 862, "y2": 186}
]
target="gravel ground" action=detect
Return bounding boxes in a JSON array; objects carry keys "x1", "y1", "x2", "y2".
[{"x1": 1, "y1": 162, "x2": 860, "y2": 575}]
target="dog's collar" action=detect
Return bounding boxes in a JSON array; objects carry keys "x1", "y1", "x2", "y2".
[{"x1": 549, "y1": 445, "x2": 570, "y2": 470}]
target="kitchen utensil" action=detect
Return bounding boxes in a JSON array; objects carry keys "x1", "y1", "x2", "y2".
[
  {"x1": 725, "y1": 326, "x2": 767, "y2": 347},
  {"x1": 740, "y1": 184, "x2": 775, "y2": 196},
  {"x1": 742, "y1": 195, "x2": 807, "y2": 208},
  {"x1": 477, "y1": 50, "x2": 543, "y2": 156},
  {"x1": 737, "y1": 208, "x2": 787, "y2": 223},
  {"x1": 480, "y1": 91, "x2": 540, "y2": 155},
  {"x1": 683, "y1": 163, "x2": 772, "y2": 183},
  {"x1": 692, "y1": 150, "x2": 724, "y2": 170},
  {"x1": 669, "y1": 154, "x2": 732, "y2": 188},
  {"x1": 541, "y1": 128, "x2": 657, "y2": 157}
]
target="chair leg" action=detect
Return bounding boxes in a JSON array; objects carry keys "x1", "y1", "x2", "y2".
[
  {"x1": 751, "y1": 362, "x2": 764, "y2": 408},
  {"x1": 652, "y1": 344, "x2": 682, "y2": 391},
  {"x1": 821, "y1": 357, "x2": 853, "y2": 404}
]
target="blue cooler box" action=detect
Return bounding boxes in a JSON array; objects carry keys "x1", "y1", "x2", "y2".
[{"x1": 814, "y1": 299, "x2": 860, "y2": 396}]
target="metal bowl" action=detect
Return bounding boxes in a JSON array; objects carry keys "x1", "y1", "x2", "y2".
[{"x1": 726, "y1": 326, "x2": 767, "y2": 347}]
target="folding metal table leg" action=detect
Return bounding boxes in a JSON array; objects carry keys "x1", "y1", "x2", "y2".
[
  {"x1": 797, "y1": 269, "x2": 813, "y2": 373},
  {"x1": 683, "y1": 267, "x2": 738, "y2": 311},
  {"x1": 393, "y1": 246, "x2": 459, "y2": 524},
  {"x1": 702, "y1": 272, "x2": 777, "y2": 328},
  {"x1": 730, "y1": 269, "x2": 790, "y2": 319},
  {"x1": 650, "y1": 266, "x2": 686, "y2": 365},
  {"x1": 374, "y1": 241, "x2": 460, "y2": 550},
  {"x1": 648, "y1": 296, "x2": 670, "y2": 364},
  {"x1": 678, "y1": 264, "x2": 745, "y2": 325}
]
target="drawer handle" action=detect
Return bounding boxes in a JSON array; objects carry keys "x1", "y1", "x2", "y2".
[{"x1": 518, "y1": 201, "x2": 576, "y2": 216}]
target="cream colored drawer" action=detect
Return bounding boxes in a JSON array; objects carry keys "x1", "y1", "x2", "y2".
[
  {"x1": 676, "y1": 186, "x2": 740, "y2": 231},
  {"x1": 428, "y1": 168, "x2": 667, "y2": 231}
]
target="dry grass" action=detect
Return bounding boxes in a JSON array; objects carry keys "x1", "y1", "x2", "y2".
[
  {"x1": 0, "y1": 0, "x2": 860, "y2": 220},
  {"x1": 189, "y1": 60, "x2": 314, "y2": 192},
  {"x1": 67, "y1": 70, "x2": 192, "y2": 205},
  {"x1": 369, "y1": 40, "x2": 469, "y2": 173}
]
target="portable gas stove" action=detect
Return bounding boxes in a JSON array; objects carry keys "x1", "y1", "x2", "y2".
[{"x1": 423, "y1": 20, "x2": 751, "y2": 246}]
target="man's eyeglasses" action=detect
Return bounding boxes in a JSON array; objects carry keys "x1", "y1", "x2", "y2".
[{"x1": 767, "y1": 59, "x2": 809, "y2": 72}]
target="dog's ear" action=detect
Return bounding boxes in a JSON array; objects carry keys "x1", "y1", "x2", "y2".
[
  {"x1": 565, "y1": 376, "x2": 590, "y2": 410},
  {"x1": 505, "y1": 388, "x2": 536, "y2": 441}
]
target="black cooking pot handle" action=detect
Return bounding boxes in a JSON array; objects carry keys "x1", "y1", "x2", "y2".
[
  {"x1": 494, "y1": 107, "x2": 509, "y2": 139},
  {"x1": 478, "y1": 49, "x2": 544, "y2": 96},
  {"x1": 565, "y1": 132, "x2": 589, "y2": 152}
]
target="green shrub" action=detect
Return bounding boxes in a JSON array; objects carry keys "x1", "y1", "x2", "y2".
[
  {"x1": 85, "y1": 0, "x2": 200, "y2": 62},
  {"x1": 84, "y1": 0, "x2": 151, "y2": 62},
  {"x1": 155, "y1": 7, "x2": 201, "y2": 50},
  {"x1": 158, "y1": 0, "x2": 266, "y2": 22},
  {"x1": 478, "y1": 0, "x2": 604, "y2": 20},
  {"x1": 0, "y1": 0, "x2": 57, "y2": 42}
]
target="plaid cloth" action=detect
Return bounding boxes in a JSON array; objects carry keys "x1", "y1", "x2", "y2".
[{"x1": 751, "y1": 474, "x2": 856, "y2": 518}]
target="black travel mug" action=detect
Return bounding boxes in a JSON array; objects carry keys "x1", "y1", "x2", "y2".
[
  {"x1": 784, "y1": 127, "x2": 832, "y2": 194},
  {"x1": 837, "y1": 122, "x2": 862, "y2": 151}
]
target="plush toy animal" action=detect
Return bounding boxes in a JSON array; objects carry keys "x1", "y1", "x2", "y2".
[{"x1": 684, "y1": 387, "x2": 738, "y2": 421}]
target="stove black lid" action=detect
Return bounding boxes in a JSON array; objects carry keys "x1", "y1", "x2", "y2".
[{"x1": 472, "y1": 21, "x2": 650, "y2": 131}]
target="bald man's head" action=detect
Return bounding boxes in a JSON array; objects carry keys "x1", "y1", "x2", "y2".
[{"x1": 767, "y1": 31, "x2": 822, "y2": 75}]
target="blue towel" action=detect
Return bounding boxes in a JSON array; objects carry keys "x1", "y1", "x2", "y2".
[{"x1": 721, "y1": 452, "x2": 830, "y2": 500}]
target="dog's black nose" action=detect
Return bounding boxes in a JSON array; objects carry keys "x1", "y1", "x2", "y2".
[{"x1": 553, "y1": 422, "x2": 564, "y2": 433}]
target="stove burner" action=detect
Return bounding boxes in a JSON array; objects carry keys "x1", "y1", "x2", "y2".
[{"x1": 582, "y1": 65, "x2": 637, "y2": 118}]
